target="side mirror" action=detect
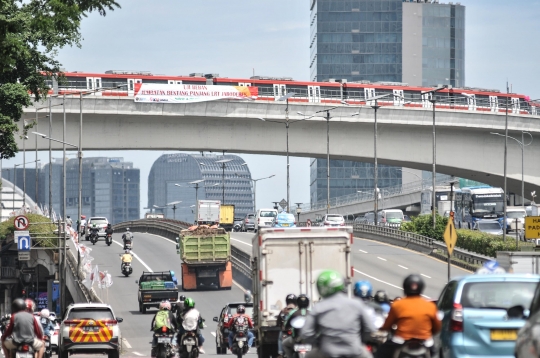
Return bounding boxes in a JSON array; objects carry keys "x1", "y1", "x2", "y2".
[
  {"x1": 213, "y1": 317, "x2": 219, "y2": 322},
  {"x1": 135, "y1": 280, "x2": 139, "y2": 284},
  {"x1": 175, "y1": 237, "x2": 179, "y2": 243},
  {"x1": 116, "y1": 318, "x2": 123, "y2": 323},
  {"x1": 507, "y1": 305, "x2": 528, "y2": 319},
  {"x1": 244, "y1": 290, "x2": 253, "y2": 304}
]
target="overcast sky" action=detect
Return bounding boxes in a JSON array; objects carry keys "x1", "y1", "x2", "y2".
[{"x1": 4, "y1": 0, "x2": 540, "y2": 215}]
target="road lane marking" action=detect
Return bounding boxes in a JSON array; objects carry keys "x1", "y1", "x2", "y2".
[
  {"x1": 377, "y1": 257, "x2": 387, "y2": 261},
  {"x1": 122, "y1": 338, "x2": 132, "y2": 349},
  {"x1": 398, "y1": 265, "x2": 409, "y2": 270},
  {"x1": 231, "y1": 238, "x2": 253, "y2": 247},
  {"x1": 132, "y1": 352, "x2": 143, "y2": 356},
  {"x1": 211, "y1": 332, "x2": 216, "y2": 337},
  {"x1": 421, "y1": 274, "x2": 432, "y2": 279},
  {"x1": 358, "y1": 249, "x2": 368, "y2": 253},
  {"x1": 113, "y1": 240, "x2": 153, "y2": 272},
  {"x1": 353, "y1": 269, "x2": 430, "y2": 299}
]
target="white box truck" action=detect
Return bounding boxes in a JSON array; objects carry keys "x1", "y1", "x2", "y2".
[
  {"x1": 196, "y1": 200, "x2": 220, "y2": 225},
  {"x1": 496, "y1": 251, "x2": 540, "y2": 274},
  {"x1": 251, "y1": 227, "x2": 353, "y2": 358}
]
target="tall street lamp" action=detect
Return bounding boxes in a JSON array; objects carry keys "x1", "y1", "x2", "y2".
[
  {"x1": 235, "y1": 172, "x2": 275, "y2": 211},
  {"x1": 490, "y1": 131, "x2": 533, "y2": 207},
  {"x1": 175, "y1": 180, "x2": 205, "y2": 222},
  {"x1": 258, "y1": 92, "x2": 297, "y2": 212},
  {"x1": 214, "y1": 159, "x2": 233, "y2": 203},
  {"x1": 166, "y1": 201, "x2": 182, "y2": 220}
]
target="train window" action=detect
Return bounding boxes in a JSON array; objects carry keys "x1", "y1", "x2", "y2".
[
  {"x1": 489, "y1": 96, "x2": 498, "y2": 112},
  {"x1": 238, "y1": 83, "x2": 251, "y2": 87},
  {"x1": 128, "y1": 79, "x2": 134, "y2": 91},
  {"x1": 393, "y1": 89, "x2": 404, "y2": 106},
  {"x1": 166, "y1": 80, "x2": 182, "y2": 85}
]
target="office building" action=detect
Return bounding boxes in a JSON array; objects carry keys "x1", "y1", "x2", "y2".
[
  {"x1": 309, "y1": 0, "x2": 465, "y2": 206},
  {"x1": 148, "y1": 153, "x2": 254, "y2": 222}
]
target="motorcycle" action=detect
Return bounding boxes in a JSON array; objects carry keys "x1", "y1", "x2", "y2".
[
  {"x1": 43, "y1": 335, "x2": 52, "y2": 358},
  {"x1": 121, "y1": 262, "x2": 133, "y2": 277},
  {"x1": 231, "y1": 318, "x2": 250, "y2": 358},
  {"x1": 289, "y1": 316, "x2": 311, "y2": 358},
  {"x1": 90, "y1": 231, "x2": 98, "y2": 245},
  {"x1": 153, "y1": 327, "x2": 176, "y2": 358},
  {"x1": 106, "y1": 233, "x2": 112, "y2": 246},
  {"x1": 179, "y1": 330, "x2": 199, "y2": 358},
  {"x1": 393, "y1": 338, "x2": 432, "y2": 358},
  {"x1": 13, "y1": 342, "x2": 35, "y2": 358},
  {"x1": 233, "y1": 223, "x2": 242, "y2": 232},
  {"x1": 124, "y1": 241, "x2": 132, "y2": 250}
]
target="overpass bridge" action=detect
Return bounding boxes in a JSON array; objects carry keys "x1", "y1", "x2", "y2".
[{"x1": 19, "y1": 95, "x2": 540, "y2": 195}]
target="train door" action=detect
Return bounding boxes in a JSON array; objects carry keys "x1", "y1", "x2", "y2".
[
  {"x1": 86, "y1": 77, "x2": 101, "y2": 93},
  {"x1": 393, "y1": 89, "x2": 404, "y2": 106},
  {"x1": 128, "y1": 78, "x2": 142, "y2": 96},
  {"x1": 273, "y1": 84, "x2": 286, "y2": 100},
  {"x1": 489, "y1": 95, "x2": 498, "y2": 112},
  {"x1": 466, "y1": 94, "x2": 477, "y2": 111},
  {"x1": 512, "y1": 97, "x2": 520, "y2": 114},
  {"x1": 308, "y1": 85, "x2": 320, "y2": 103},
  {"x1": 422, "y1": 92, "x2": 432, "y2": 108},
  {"x1": 364, "y1": 88, "x2": 375, "y2": 105}
]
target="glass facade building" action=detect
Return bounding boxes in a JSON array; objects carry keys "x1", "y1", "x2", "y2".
[{"x1": 148, "y1": 154, "x2": 254, "y2": 223}]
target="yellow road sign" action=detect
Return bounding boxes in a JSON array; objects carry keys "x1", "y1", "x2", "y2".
[
  {"x1": 525, "y1": 216, "x2": 540, "y2": 240},
  {"x1": 444, "y1": 219, "x2": 458, "y2": 255}
]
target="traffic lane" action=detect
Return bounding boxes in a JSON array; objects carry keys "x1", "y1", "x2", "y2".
[
  {"x1": 353, "y1": 237, "x2": 471, "y2": 298},
  {"x1": 88, "y1": 232, "x2": 251, "y2": 356},
  {"x1": 230, "y1": 232, "x2": 255, "y2": 254}
]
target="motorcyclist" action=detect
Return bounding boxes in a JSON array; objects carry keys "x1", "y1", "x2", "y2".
[
  {"x1": 375, "y1": 274, "x2": 441, "y2": 358},
  {"x1": 175, "y1": 295, "x2": 186, "y2": 321},
  {"x1": 282, "y1": 295, "x2": 311, "y2": 358},
  {"x1": 122, "y1": 228, "x2": 133, "y2": 249},
  {"x1": 177, "y1": 298, "x2": 205, "y2": 354},
  {"x1": 276, "y1": 294, "x2": 297, "y2": 358},
  {"x1": 66, "y1": 215, "x2": 72, "y2": 228},
  {"x1": 105, "y1": 223, "x2": 113, "y2": 236},
  {"x1": 373, "y1": 290, "x2": 391, "y2": 314},
  {"x1": 38, "y1": 309, "x2": 55, "y2": 337},
  {"x1": 224, "y1": 305, "x2": 254, "y2": 351},
  {"x1": 150, "y1": 301, "x2": 177, "y2": 358},
  {"x1": 354, "y1": 281, "x2": 385, "y2": 314},
  {"x1": 120, "y1": 250, "x2": 133, "y2": 271},
  {"x1": 79, "y1": 216, "x2": 87, "y2": 235},
  {"x1": 89, "y1": 224, "x2": 99, "y2": 240},
  {"x1": 2, "y1": 298, "x2": 45, "y2": 358},
  {"x1": 301, "y1": 270, "x2": 375, "y2": 358}
]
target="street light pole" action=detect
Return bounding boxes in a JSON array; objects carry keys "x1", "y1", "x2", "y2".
[
  {"x1": 503, "y1": 84, "x2": 509, "y2": 242},
  {"x1": 48, "y1": 98, "x2": 52, "y2": 217},
  {"x1": 326, "y1": 110, "x2": 330, "y2": 214},
  {"x1": 373, "y1": 100, "x2": 380, "y2": 219},
  {"x1": 78, "y1": 93, "x2": 83, "y2": 239}
]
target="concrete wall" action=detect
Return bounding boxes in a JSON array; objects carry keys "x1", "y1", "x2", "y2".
[{"x1": 402, "y1": 2, "x2": 423, "y2": 86}]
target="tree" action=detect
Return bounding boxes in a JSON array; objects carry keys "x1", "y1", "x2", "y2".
[{"x1": 0, "y1": 0, "x2": 120, "y2": 159}]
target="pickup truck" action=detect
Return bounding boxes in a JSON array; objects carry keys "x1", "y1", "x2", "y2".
[{"x1": 136, "y1": 271, "x2": 178, "y2": 314}]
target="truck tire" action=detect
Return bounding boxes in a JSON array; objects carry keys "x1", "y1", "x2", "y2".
[
  {"x1": 59, "y1": 348, "x2": 68, "y2": 358},
  {"x1": 138, "y1": 301, "x2": 143, "y2": 313},
  {"x1": 142, "y1": 304, "x2": 147, "y2": 314}
]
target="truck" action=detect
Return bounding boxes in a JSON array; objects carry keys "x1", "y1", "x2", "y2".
[
  {"x1": 219, "y1": 204, "x2": 235, "y2": 231},
  {"x1": 497, "y1": 252, "x2": 540, "y2": 274},
  {"x1": 196, "y1": 200, "x2": 220, "y2": 225},
  {"x1": 251, "y1": 227, "x2": 353, "y2": 358},
  {"x1": 135, "y1": 271, "x2": 178, "y2": 314},
  {"x1": 176, "y1": 227, "x2": 232, "y2": 290}
]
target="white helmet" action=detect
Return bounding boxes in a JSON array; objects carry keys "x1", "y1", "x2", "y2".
[
  {"x1": 40, "y1": 309, "x2": 50, "y2": 318},
  {"x1": 159, "y1": 301, "x2": 171, "y2": 311}
]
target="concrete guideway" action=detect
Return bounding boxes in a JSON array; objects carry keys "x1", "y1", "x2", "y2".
[{"x1": 20, "y1": 97, "x2": 540, "y2": 195}]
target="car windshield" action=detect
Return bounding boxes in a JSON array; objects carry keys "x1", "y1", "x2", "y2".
[
  {"x1": 386, "y1": 212, "x2": 403, "y2": 219},
  {"x1": 478, "y1": 222, "x2": 501, "y2": 231},
  {"x1": 247, "y1": 214, "x2": 255, "y2": 219},
  {"x1": 67, "y1": 308, "x2": 114, "y2": 321},
  {"x1": 140, "y1": 273, "x2": 173, "y2": 282},
  {"x1": 507, "y1": 211, "x2": 526, "y2": 219},
  {"x1": 277, "y1": 214, "x2": 295, "y2": 222},
  {"x1": 260, "y1": 211, "x2": 277, "y2": 218},
  {"x1": 227, "y1": 305, "x2": 254, "y2": 318},
  {"x1": 461, "y1": 281, "x2": 536, "y2": 309},
  {"x1": 91, "y1": 219, "x2": 107, "y2": 225},
  {"x1": 326, "y1": 215, "x2": 343, "y2": 221}
]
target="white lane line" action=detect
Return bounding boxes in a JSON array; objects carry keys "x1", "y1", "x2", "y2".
[
  {"x1": 132, "y1": 352, "x2": 144, "y2": 356},
  {"x1": 358, "y1": 249, "x2": 368, "y2": 253},
  {"x1": 211, "y1": 332, "x2": 216, "y2": 337},
  {"x1": 122, "y1": 338, "x2": 132, "y2": 349},
  {"x1": 421, "y1": 274, "x2": 432, "y2": 279},
  {"x1": 231, "y1": 238, "x2": 253, "y2": 247},
  {"x1": 113, "y1": 240, "x2": 153, "y2": 272},
  {"x1": 377, "y1": 257, "x2": 387, "y2": 261},
  {"x1": 398, "y1": 265, "x2": 409, "y2": 270},
  {"x1": 353, "y1": 269, "x2": 430, "y2": 299}
]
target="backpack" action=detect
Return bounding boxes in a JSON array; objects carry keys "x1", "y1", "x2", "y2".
[{"x1": 154, "y1": 310, "x2": 170, "y2": 330}]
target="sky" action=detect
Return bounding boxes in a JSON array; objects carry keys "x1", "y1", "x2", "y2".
[{"x1": 3, "y1": 0, "x2": 540, "y2": 215}]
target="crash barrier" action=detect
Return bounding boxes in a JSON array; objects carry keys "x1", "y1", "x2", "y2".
[{"x1": 65, "y1": 243, "x2": 102, "y2": 303}]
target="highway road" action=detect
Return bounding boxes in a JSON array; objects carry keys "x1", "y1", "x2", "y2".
[
  {"x1": 229, "y1": 231, "x2": 471, "y2": 299},
  {"x1": 85, "y1": 232, "x2": 254, "y2": 357}
]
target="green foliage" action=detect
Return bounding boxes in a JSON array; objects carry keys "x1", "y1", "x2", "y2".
[
  {"x1": 0, "y1": 213, "x2": 58, "y2": 247},
  {"x1": 0, "y1": 0, "x2": 120, "y2": 159},
  {"x1": 401, "y1": 214, "x2": 448, "y2": 240}
]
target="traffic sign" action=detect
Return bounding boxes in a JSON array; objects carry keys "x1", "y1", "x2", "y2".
[
  {"x1": 15, "y1": 231, "x2": 31, "y2": 251},
  {"x1": 18, "y1": 252, "x2": 30, "y2": 261},
  {"x1": 525, "y1": 216, "x2": 540, "y2": 240},
  {"x1": 279, "y1": 199, "x2": 288, "y2": 210},
  {"x1": 444, "y1": 219, "x2": 458, "y2": 255},
  {"x1": 14, "y1": 215, "x2": 29, "y2": 230}
]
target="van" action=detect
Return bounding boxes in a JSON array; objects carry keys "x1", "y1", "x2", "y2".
[
  {"x1": 254, "y1": 208, "x2": 278, "y2": 232},
  {"x1": 504, "y1": 206, "x2": 527, "y2": 232},
  {"x1": 378, "y1": 209, "x2": 404, "y2": 225}
]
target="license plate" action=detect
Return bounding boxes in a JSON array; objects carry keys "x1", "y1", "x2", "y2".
[
  {"x1": 236, "y1": 338, "x2": 247, "y2": 341},
  {"x1": 282, "y1": 223, "x2": 289, "y2": 227},
  {"x1": 157, "y1": 337, "x2": 170, "y2": 343},
  {"x1": 294, "y1": 344, "x2": 312, "y2": 352},
  {"x1": 83, "y1": 327, "x2": 99, "y2": 332},
  {"x1": 184, "y1": 339, "x2": 195, "y2": 346},
  {"x1": 490, "y1": 330, "x2": 518, "y2": 341},
  {"x1": 16, "y1": 353, "x2": 32, "y2": 358}
]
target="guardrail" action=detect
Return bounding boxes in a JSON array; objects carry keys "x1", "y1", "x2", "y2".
[{"x1": 65, "y1": 244, "x2": 102, "y2": 303}]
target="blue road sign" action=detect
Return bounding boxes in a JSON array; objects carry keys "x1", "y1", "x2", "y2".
[{"x1": 15, "y1": 231, "x2": 31, "y2": 251}]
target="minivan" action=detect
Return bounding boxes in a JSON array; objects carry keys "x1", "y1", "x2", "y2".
[
  {"x1": 254, "y1": 208, "x2": 278, "y2": 232},
  {"x1": 378, "y1": 209, "x2": 404, "y2": 225}
]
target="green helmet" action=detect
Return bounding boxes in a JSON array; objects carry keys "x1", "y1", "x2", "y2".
[
  {"x1": 184, "y1": 297, "x2": 195, "y2": 309},
  {"x1": 316, "y1": 270, "x2": 345, "y2": 298}
]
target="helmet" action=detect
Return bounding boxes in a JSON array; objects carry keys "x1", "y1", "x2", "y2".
[
  {"x1": 92, "y1": 223, "x2": 97, "y2": 227},
  {"x1": 11, "y1": 298, "x2": 26, "y2": 313},
  {"x1": 125, "y1": 250, "x2": 130, "y2": 254},
  {"x1": 297, "y1": 294, "x2": 310, "y2": 309},
  {"x1": 403, "y1": 274, "x2": 425, "y2": 296},
  {"x1": 40, "y1": 309, "x2": 50, "y2": 318},
  {"x1": 24, "y1": 299, "x2": 36, "y2": 313},
  {"x1": 179, "y1": 295, "x2": 186, "y2": 302},
  {"x1": 316, "y1": 270, "x2": 345, "y2": 298},
  {"x1": 374, "y1": 290, "x2": 389, "y2": 304},
  {"x1": 67, "y1": 215, "x2": 71, "y2": 218},
  {"x1": 184, "y1": 297, "x2": 195, "y2": 309},
  {"x1": 285, "y1": 294, "x2": 297, "y2": 305},
  {"x1": 159, "y1": 301, "x2": 171, "y2": 311},
  {"x1": 171, "y1": 271, "x2": 175, "y2": 276},
  {"x1": 354, "y1": 281, "x2": 373, "y2": 299},
  {"x1": 237, "y1": 305, "x2": 245, "y2": 314},
  {"x1": 126, "y1": 228, "x2": 130, "y2": 231}
]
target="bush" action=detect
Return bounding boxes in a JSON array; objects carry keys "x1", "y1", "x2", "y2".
[
  {"x1": 0, "y1": 214, "x2": 58, "y2": 247},
  {"x1": 401, "y1": 214, "x2": 448, "y2": 240}
]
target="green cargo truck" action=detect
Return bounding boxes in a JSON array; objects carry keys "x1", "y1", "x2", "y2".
[
  {"x1": 176, "y1": 228, "x2": 232, "y2": 291},
  {"x1": 136, "y1": 271, "x2": 178, "y2": 314}
]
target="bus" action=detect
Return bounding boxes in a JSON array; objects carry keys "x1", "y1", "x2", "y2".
[
  {"x1": 420, "y1": 186, "x2": 453, "y2": 215},
  {"x1": 454, "y1": 186, "x2": 505, "y2": 229}
]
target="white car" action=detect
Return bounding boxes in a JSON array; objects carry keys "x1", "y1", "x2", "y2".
[
  {"x1": 254, "y1": 209, "x2": 278, "y2": 232},
  {"x1": 322, "y1": 214, "x2": 345, "y2": 227},
  {"x1": 85, "y1": 217, "x2": 109, "y2": 240},
  {"x1": 58, "y1": 303, "x2": 122, "y2": 358}
]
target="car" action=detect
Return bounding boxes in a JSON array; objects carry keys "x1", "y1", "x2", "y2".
[
  {"x1": 378, "y1": 209, "x2": 404, "y2": 225},
  {"x1": 436, "y1": 273, "x2": 540, "y2": 358},
  {"x1": 254, "y1": 209, "x2": 278, "y2": 232},
  {"x1": 473, "y1": 219, "x2": 504, "y2": 236},
  {"x1": 85, "y1": 217, "x2": 109, "y2": 240},
  {"x1": 322, "y1": 214, "x2": 345, "y2": 227},
  {"x1": 356, "y1": 212, "x2": 375, "y2": 224},
  {"x1": 273, "y1": 212, "x2": 296, "y2": 228},
  {"x1": 213, "y1": 302, "x2": 254, "y2": 354},
  {"x1": 232, "y1": 217, "x2": 244, "y2": 232},
  {"x1": 58, "y1": 303, "x2": 123, "y2": 358},
  {"x1": 515, "y1": 278, "x2": 540, "y2": 357},
  {"x1": 241, "y1": 213, "x2": 256, "y2": 232}
]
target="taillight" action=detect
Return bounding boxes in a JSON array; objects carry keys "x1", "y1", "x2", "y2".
[
  {"x1": 162, "y1": 326, "x2": 168, "y2": 333},
  {"x1": 245, "y1": 219, "x2": 249, "y2": 223},
  {"x1": 450, "y1": 303, "x2": 463, "y2": 332},
  {"x1": 340, "y1": 222, "x2": 345, "y2": 226},
  {"x1": 238, "y1": 332, "x2": 244, "y2": 337},
  {"x1": 21, "y1": 345, "x2": 30, "y2": 352},
  {"x1": 258, "y1": 218, "x2": 260, "y2": 223},
  {"x1": 53, "y1": 330, "x2": 58, "y2": 336}
]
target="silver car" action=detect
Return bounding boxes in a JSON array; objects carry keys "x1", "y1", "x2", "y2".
[
  {"x1": 473, "y1": 219, "x2": 503, "y2": 235},
  {"x1": 322, "y1": 214, "x2": 345, "y2": 227}
]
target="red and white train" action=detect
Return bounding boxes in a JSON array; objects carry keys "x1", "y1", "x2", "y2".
[{"x1": 47, "y1": 70, "x2": 539, "y2": 116}]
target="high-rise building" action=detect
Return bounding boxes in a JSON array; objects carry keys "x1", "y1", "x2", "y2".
[
  {"x1": 309, "y1": 0, "x2": 465, "y2": 206},
  {"x1": 148, "y1": 153, "x2": 254, "y2": 222}
]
